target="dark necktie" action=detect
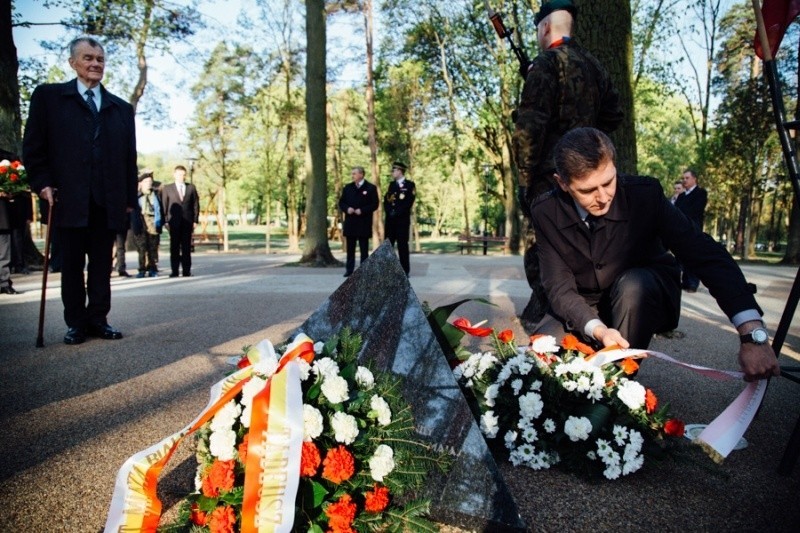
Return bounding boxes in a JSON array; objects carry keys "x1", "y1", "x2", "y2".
[
  {"x1": 85, "y1": 89, "x2": 100, "y2": 139},
  {"x1": 585, "y1": 215, "x2": 597, "y2": 233}
]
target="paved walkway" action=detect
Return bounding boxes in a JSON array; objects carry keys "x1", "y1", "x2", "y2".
[{"x1": 0, "y1": 250, "x2": 798, "y2": 531}]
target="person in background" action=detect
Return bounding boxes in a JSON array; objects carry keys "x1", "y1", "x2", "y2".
[
  {"x1": 160, "y1": 165, "x2": 199, "y2": 277},
  {"x1": 339, "y1": 166, "x2": 379, "y2": 277},
  {"x1": 674, "y1": 169, "x2": 708, "y2": 293},
  {"x1": 23, "y1": 36, "x2": 138, "y2": 344},
  {"x1": 383, "y1": 161, "x2": 415, "y2": 276},
  {"x1": 670, "y1": 181, "x2": 684, "y2": 204},
  {"x1": 133, "y1": 169, "x2": 162, "y2": 278}
]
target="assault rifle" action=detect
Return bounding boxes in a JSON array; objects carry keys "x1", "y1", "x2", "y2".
[{"x1": 485, "y1": 0, "x2": 532, "y2": 79}]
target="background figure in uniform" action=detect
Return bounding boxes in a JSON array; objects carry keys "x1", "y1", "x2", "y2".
[
  {"x1": 160, "y1": 165, "x2": 199, "y2": 277},
  {"x1": 670, "y1": 180, "x2": 685, "y2": 204},
  {"x1": 383, "y1": 161, "x2": 415, "y2": 276},
  {"x1": 339, "y1": 165, "x2": 379, "y2": 277},
  {"x1": 23, "y1": 36, "x2": 138, "y2": 344},
  {"x1": 133, "y1": 169, "x2": 162, "y2": 278},
  {"x1": 0, "y1": 188, "x2": 17, "y2": 294},
  {"x1": 674, "y1": 169, "x2": 707, "y2": 292},
  {"x1": 112, "y1": 224, "x2": 130, "y2": 277},
  {"x1": 513, "y1": 0, "x2": 623, "y2": 330}
]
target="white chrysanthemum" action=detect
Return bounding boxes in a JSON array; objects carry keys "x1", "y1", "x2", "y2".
[
  {"x1": 530, "y1": 335, "x2": 559, "y2": 354},
  {"x1": 484, "y1": 383, "x2": 500, "y2": 407},
  {"x1": 562, "y1": 380, "x2": 578, "y2": 392},
  {"x1": 370, "y1": 395, "x2": 392, "y2": 426},
  {"x1": 209, "y1": 428, "x2": 237, "y2": 460},
  {"x1": 516, "y1": 358, "x2": 534, "y2": 376},
  {"x1": 312, "y1": 357, "x2": 340, "y2": 379},
  {"x1": 321, "y1": 374, "x2": 349, "y2": 404},
  {"x1": 240, "y1": 376, "x2": 267, "y2": 428},
  {"x1": 586, "y1": 450, "x2": 597, "y2": 460},
  {"x1": 596, "y1": 438, "x2": 612, "y2": 459},
  {"x1": 477, "y1": 352, "x2": 500, "y2": 377},
  {"x1": 355, "y1": 366, "x2": 375, "y2": 390},
  {"x1": 623, "y1": 442, "x2": 641, "y2": 463},
  {"x1": 253, "y1": 353, "x2": 279, "y2": 378},
  {"x1": 331, "y1": 411, "x2": 359, "y2": 444},
  {"x1": 622, "y1": 454, "x2": 644, "y2": 475},
  {"x1": 303, "y1": 404, "x2": 324, "y2": 441},
  {"x1": 210, "y1": 400, "x2": 241, "y2": 432},
  {"x1": 576, "y1": 375, "x2": 592, "y2": 393},
  {"x1": 496, "y1": 364, "x2": 513, "y2": 384},
  {"x1": 564, "y1": 416, "x2": 592, "y2": 442},
  {"x1": 313, "y1": 341, "x2": 325, "y2": 354},
  {"x1": 616, "y1": 379, "x2": 646, "y2": 411},
  {"x1": 543, "y1": 418, "x2": 556, "y2": 433},
  {"x1": 628, "y1": 428, "x2": 644, "y2": 449},
  {"x1": 295, "y1": 358, "x2": 311, "y2": 381},
  {"x1": 522, "y1": 426, "x2": 538, "y2": 443},
  {"x1": 519, "y1": 392, "x2": 544, "y2": 419},
  {"x1": 518, "y1": 416, "x2": 534, "y2": 431},
  {"x1": 604, "y1": 464, "x2": 622, "y2": 480},
  {"x1": 480, "y1": 410, "x2": 500, "y2": 438},
  {"x1": 509, "y1": 449, "x2": 525, "y2": 466},
  {"x1": 517, "y1": 443, "x2": 536, "y2": 461},
  {"x1": 369, "y1": 444, "x2": 395, "y2": 481},
  {"x1": 530, "y1": 380, "x2": 542, "y2": 391},
  {"x1": 511, "y1": 379, "x2": 523, "y2": 395},
  {"x1": 457, "y1": 353, "x2": 482, "y2": 380},
  {"x1": 504, "y1": 430, "x2": 518, "y2": 449},
  {"x1": 613, "y1": 425, "x2": 629, "y2": 447}
]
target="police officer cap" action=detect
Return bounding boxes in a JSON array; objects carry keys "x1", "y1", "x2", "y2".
[
  {"x1": 138, "y1": 168, "x2": 154, "y2": 181},
  {"x1": 534, "y1": 0, "x2": 578, "y2": 26},
  {"x1": 392, "y1": 161, "x2": 407, "y2": 171}
]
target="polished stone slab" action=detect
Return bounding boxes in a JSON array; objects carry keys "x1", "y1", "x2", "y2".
[{"x1": 294, "y1": 241, "x2": 526, "y2": 531}]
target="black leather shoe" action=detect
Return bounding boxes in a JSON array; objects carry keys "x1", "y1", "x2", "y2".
[
  {"x1": 0, "y1": 285, "x2": 20, "y2": 295},
  {"x1": 87, "y1": 323, "x2": 123, "y2": 340},
  {"x1": 118, "y1": 270, "x2": 132, "y2": 278},
  {"x1": 64, "y1": 327, "x2": 86, "y2": 345},
  {"x1": 169, "y1": 273, "x2": 179, "y2": 278},
  {"x1": 343, "y1": 272, "x2": 351, "y2": 278}
]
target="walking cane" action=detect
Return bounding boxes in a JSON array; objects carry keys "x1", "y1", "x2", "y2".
[{"x1": 35, "y1": 201, "x2": 54, "y2": 348}]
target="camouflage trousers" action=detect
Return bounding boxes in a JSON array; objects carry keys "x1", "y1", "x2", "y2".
[
  {"x1": 135, "y1": 232, "x2": 160, "y2": 273},
  {"x1": 519, "y1": 174, "x2": 556, "y2": 333}
]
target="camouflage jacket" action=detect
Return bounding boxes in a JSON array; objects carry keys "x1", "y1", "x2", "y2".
[{"x1": 513, "y1": 39, "x2": 623, "y2": 192}]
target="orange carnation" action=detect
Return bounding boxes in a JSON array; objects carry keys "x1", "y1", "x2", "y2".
[
  {"x1": 325, "y1": 493, "x2": 357, "y2": 533},
  {"x1": 238, "y1": 434, "x2": 249, "y2": 464},
  {"x1": 645, "y1": 388, "x2": 658, "y2": 414},
  {"x1": 620, "y1": 358, "x2": 640, "y2": 376},
  {"x1": 664, "y1": 418, "x2": 685, "y2": 437},
  {"x1": 190, "y1": 503, "x2": 207, "y2": 526},
  {"x1": 364, "y1": 484, "x2": 390, "y2": 513},
  {"x1": 301, "y1": 441, "x2": 322, "y2": 477},
  {"x1": 562, "y1": 334, "x2": 580, "y2": 351},
  {"x1": 498, "y1": 329, "x2": 514, "y2": 343},
  {"x1": 201, "y1": 459, "x2": 236, "y2": 497},
  {"x1": 322, "y1": 445, "x2": 355, "y2": 484},
  {"x1": 207, "y1": 505, "x2": 237, "y2": 533}
]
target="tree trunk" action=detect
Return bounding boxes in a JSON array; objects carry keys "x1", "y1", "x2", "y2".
[
  {"x1": 783, "y1": 198, "x2": 800, "y2": 263},
  {"x1": 129, "y1": 0, "x2": 153, "y2": 112},
  {"x1": 575, "y1": 0, "x2": 637, "y2": 173},
  {"x1": 0, "y1": 0, "x2": 21, "y2": 155},
  {"x1": 300, "y1": 0, "x2": 337, "y2": 266},
  {"x1": 364, "y1": 0, "x2": 383, "y2": 249}
]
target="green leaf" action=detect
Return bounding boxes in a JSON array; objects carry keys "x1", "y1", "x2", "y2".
[
  {"x1": 427, "y1": 298, "x2": 495, "y2": 329},
  {"x1": 310, "y1": 480, "x2": 329, "y2": 508}
]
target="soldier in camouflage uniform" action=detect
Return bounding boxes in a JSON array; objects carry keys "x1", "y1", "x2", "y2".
[
  {"x1": 513, "y1": 0, "x2": 623, "y2": 330},
  {"x1": 133, "y1": 170, "x2": 163, "y2": 278}
]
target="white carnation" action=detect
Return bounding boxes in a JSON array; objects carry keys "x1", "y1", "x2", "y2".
[
  {"x1": 477, "y1": 352, "x2": 500, "y2": 377},
  {"x1": 564, "y1": 416, "x2": 592, "y2": 442},
  {"x1": 604, "y1": 464, "x2": 622, "y2": 480},
  {"x1": 484, "y1": 383, "x2": 500, "y2": 407},
  {"x1": 530, "y1": 335, "x2": 559, "y2": 354},
  {"x1": 313, "y1": 341, "x2": 325, "y2": 354},
  {"x1": 312, "y1": 357, "x2": 340, "y2": 379},
  {"x1": 530, "y1": 380, "x2": 542, "y2": 391},
  {"x1": 519, "y1": 392, "x2": 544, "y2": 419},
  {"x1": 210, "y1": 400, "x2": 241, "y2": 432},
  {"x1": 303, "y1": 404, "x2": 324, "y2": 441},
  {"x1": 209, "y1": 428, "x2": 237, "y2": 460},
  {"x1": 480, "y1": 410, "x2": 500, "y2": 438},
  {"x1": 616, "y1": 379, "x2": 646, "y2": 411},
  {"x1": 511, "y1": 379, "x2": 524, "y2": 395},
  {"x1": 330, "y1": 411, "x2": 359, "y2": 444},
  {"x1": 504, "y1": 430, "x2": 518, "y2": 449},
  {"x1": 369, "y1": 444, "x2": 395, "y2": 481},
  {"x1": 370, "y1": 395, "x2": 392, "y2": 426},
  {"x1": 321, "y1": 374, "x2": 349, "y2": 404},
  {"x1": 239, "y1": 376, "x2": 267, "y2": 428},
  {"x1": 355, "y1": 366, "x2": 375, "y2": 390},
  {"x1": 296, "y1": 358, "x2": 311, "y2": 381}
]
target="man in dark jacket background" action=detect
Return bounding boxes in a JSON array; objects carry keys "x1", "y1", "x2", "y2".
[
  {"x1": 160, "y1": 165, "x2": 199, "y2": 277},
  {"x1": 675, "y1": 169, "x2": 708, "y2": 292},
  {"x1": 339, "y1": 166, "x2": 379, "y2": 277},
  {"x1": 23, "y1": 36, "x2": 137, "y2": 344}
]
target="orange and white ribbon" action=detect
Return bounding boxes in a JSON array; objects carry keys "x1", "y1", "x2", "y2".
[
  {"x1": 104, "y1": 335, "x2": 315, "y2": 533},
  {"x1": 588, "y1": 348, "x2": 767, "y2": 461}
]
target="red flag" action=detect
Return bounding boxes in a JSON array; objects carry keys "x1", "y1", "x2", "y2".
[{"x1": 755, "y1": 0, "x2": 800, "y2": 59}]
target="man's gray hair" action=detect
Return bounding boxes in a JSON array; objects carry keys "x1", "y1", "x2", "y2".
[
  {"x1": 68, "y1": 36, "x2": 105, "y2": 58},
  {"x1": 351, "y1": 166, "x2": 365, "y2": 175}
]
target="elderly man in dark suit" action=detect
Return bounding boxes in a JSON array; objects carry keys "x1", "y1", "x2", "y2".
[
  {"x1": 675, "y1": 169, "x2": 708, "y2": 292},
  {"x1": 160, "y1": 165, "x2": 199, "y2": 277},
  {"x1": 339, "y1": 166, "x2": 379, "y2": 277},
  {"x1": 23, "y1": 36, "x2": 137, "y2": 344},
  {"x1": 529, "y1": 127, "x2": 778, "y2": 382}
]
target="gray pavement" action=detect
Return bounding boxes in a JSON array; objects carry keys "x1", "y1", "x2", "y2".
[{"x1": 0, "y1": 250, "x2": 799, "y2": 532}]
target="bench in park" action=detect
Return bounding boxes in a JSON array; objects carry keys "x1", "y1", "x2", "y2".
[
  {"x1": 457, "y1": 234, "x2": 508, "y2": 255},
  {"x1": 191, "y1": 234, "x2": 223, "y2": 252}
]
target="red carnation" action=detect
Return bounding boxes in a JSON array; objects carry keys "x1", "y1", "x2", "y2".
[{"x1": 664, "y1": 418, "x2": 685, "y2": 437}]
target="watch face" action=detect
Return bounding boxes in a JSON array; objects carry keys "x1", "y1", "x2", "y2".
[{"x1": 753, "y1": 329, "x2": 768, "y2": 343}]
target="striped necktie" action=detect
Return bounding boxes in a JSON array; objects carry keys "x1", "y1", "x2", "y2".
[{"x1": 85, "y1": 89, "x2": 100, "y2": 139}]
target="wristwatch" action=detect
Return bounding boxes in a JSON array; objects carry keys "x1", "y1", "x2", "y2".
[{"x1": 740, "y1": 327, "x2": 769, "y2": 345}]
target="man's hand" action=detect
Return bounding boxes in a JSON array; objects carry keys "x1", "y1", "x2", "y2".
[
  {"x1": 592, "y1": 324, "x2": 630, "y2": 349},
  {"x1": 40, "y1": 186, "x2": 55, "y2": 206},
  {"x1": 737, "y1": 321, "x2": 780, "y2": 381}
]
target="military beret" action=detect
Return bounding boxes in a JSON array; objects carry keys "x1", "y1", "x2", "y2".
[
  {"x1": 392, "y1": 161, "x2": 408, "y2": 171},
  {"x1": 138, "y1": 168, "x2": 154, "y2": 181},
  {"x1": 534, "y1": 0, "x2": 578, "y2": 26}
]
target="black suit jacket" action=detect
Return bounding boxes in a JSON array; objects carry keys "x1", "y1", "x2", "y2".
[
  {"x1": 160, "y1": 182, "x2": 199, "y2": 229},
  {"x1": 339, "y1": 180, "x2": 379, "y2": 238},
  {"x1": 531, "y1": 176, "x2": 758, "y2": 332},
  {"x1": 23, "y1": 79, "x2": 137, "y2": 231},
  {"x1": 674, "y1": 186, "x2": 707, "y2": 230},
  {"x1": 383, "y1": 179, "x2": 415, "y2": 221}
]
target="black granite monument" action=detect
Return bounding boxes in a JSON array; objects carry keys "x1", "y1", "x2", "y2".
[{"x1": 294, "y1": 241, "x2": 526, "y2": 532}]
